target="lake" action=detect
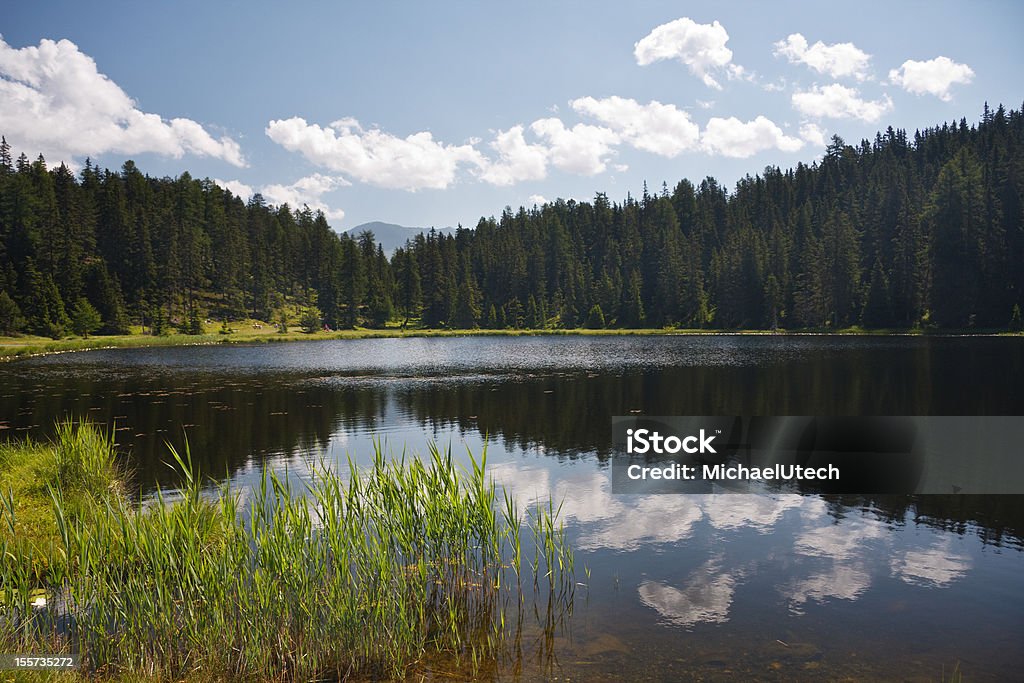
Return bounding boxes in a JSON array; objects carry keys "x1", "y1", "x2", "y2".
[{"x1": 2, "y1": 335, "x2": 1023, "y2": 680}]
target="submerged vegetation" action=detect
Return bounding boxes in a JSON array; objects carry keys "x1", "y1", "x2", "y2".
[{"x1": 0, "y1": 422, "x2": 576, "y2": 680}]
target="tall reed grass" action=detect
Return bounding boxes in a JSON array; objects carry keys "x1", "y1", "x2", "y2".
[{"x1": 0, "y1": 423, "x2": 576, "y2": 680}]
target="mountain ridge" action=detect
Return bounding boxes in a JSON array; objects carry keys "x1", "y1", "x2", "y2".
[{"x1": 345, "y1": 221, "x2": 455, "y2": 255}]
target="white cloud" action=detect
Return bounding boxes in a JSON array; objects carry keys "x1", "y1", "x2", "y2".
[
  {"x1": 528, "y1": 194, "x2": 548, "y2": 206},
  {"x1": 265, "y1": 116, "x2": 485, "y2": 191},
  {"x1": 261, "y1": 173, "x2": 349, "y2": 220},
  {"x1": 701, "y1": 115, "x2": 804, "y2": 158},
  {"x1": 773, "y1": 33, "x2": 872, "y2": 81},
  {"x1": 634, "y1": 17, "x2": 736, "y2": 89},
  {"x1": 792, "y1": 84, "x2": 893, "y2": 122},
  {"x1": 799, "y1": 122, "x2": 827, "y2": 148},
  {"x1": 0, "y1": 37, "x2": 244, "y2": 167},
  {"x1": 478, "y1": 125, "x2": 549, "y2": 186},
  {"x1": 726, "y1": 63, "x2": 755, "y2": 83},
  {"x1": 696, "y1": 99, "x2": 715, "y2": 109},
  {"x1": 571, "y1": 96, "x2": 700, "y2": 157},
  {"x1": 213, "y1": 178, "x2": 255, "y2": 200},
  {"x1": 888, "y1": 56, "x2": 973, "y2": 101},
  {"x1": 529, "y1": 118, "x2": 619, "y2": 175},
  {"x1": 217, "y1": 174, "x2": 348, "y2": 221}
]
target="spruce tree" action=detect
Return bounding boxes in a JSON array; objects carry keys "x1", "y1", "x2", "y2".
[
  {"x1": 0, "y1": 289, "x2": 24, "y2": 334},
  {"x1": 70, "y1": 298, "x2": 102, "y2": 337},
  {"x1": 586, "y1": 303, "x2": 606, "y2": 329}
]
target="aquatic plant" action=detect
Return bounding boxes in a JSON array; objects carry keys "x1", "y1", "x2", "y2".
[{"x1": 0, "y1": 423, "x2": 576, "y2": 680}]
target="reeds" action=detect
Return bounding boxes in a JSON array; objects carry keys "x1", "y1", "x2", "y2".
[{"x1": 0, "y1": 423, "x2": 575, "y2": 680}]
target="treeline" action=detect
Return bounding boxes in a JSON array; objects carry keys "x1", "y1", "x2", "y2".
[
  {"x1": 1, "y1": 102, "x2": 1022, "y2": 337},
  {"x1": 395, "y1": 102, "x2": 1024, "y2": 331},
  {"x1": 0, "y1": 147, "x2": 394, "y2": 337}
]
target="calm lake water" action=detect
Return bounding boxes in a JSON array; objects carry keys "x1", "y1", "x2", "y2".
[{"x1": 2, "y1": 335, "x2": 1023, "y2": 680}]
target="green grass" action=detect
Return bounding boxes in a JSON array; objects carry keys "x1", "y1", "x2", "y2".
[
  {"x1": 0, "y1": 421, "x2": 123, "y2": 579},
  {"x1": 0, "y1": 423, "x2": 576, "y2": 681}
]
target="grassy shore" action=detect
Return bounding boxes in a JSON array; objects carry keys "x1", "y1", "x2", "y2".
[
  {"x1": 0, "y1": 423, "x2": 576, "y2": 680},
  {"x1": 2, "y1": 322, "x2": 1020, "y2": 361}
]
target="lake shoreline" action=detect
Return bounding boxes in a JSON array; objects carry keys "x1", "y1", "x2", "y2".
[{"x1": 3, "y1": 325, "x2": 1021, "y2": 362}]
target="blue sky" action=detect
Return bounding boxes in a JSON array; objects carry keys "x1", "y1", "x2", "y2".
[{"x1": 2, "y1": 1, "x2": 1022, "y2": 230}]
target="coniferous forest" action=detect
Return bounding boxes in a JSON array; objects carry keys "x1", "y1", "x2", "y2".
[{"x1": 1, "y1": 103, "x2": 1022, "y2": 338}]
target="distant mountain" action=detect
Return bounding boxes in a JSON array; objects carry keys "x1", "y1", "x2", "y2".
[{"x1": 345, "y1": 221, "x2": 455, "y2": 255}]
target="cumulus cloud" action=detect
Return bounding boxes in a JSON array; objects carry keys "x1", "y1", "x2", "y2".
[
  {"x1": 570, "y1": 96, "x2": 700, "y2": 156},
  {"x1": 634, "y1": 17, "x2": 736, "y2": 89},
  {"x1": 701, "y1": 115, "x2": 804, "y2": 158},
  {"x1": 529, "y1": 118, "x2": 620, "y2": 175},
  {"x1": 799, "y1": 122, "x2": 827, "y2": 148},
  {"x1": 213, "y1": 178, "x2": 255, "y2": 200},
  {"x1": 528, "y1": 194, "x2": 548, "y2": 206},
  {"x1": 267, "y1": 112, "x2": 619, "y2": 186},
  {"x1": 261, "y1": 173, "x2": 349, "y2": 219},
  {"x1": 888, "y1": 56, "x2": 974, "y2": 101},
  {"x1": 215, "y1": 174, "x2": 348, "y2": 221},
  {"x1": 773, "y1": 33, "x2": 872, "y2": 80},
  {"x1": 792, "y1": 84, "x2": 893, "y2": 122},
  {"x1": 478, "y1": 125, "x2": 549, "y2": 186},
  {"x1": 265, "y1": 116, "x2": 485, "y2": 191},
  {"x1": 0, "y1": 36, "x2": 245, "y2": 167}
]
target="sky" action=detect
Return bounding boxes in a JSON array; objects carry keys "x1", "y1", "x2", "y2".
[{"x1": 2, "y1": 1, "x2": 1022, "y2": 231}]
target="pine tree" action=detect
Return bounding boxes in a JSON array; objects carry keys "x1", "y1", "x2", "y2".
[
  {"x1": 861, "y1": 258, "x2": 894, "y2": 328},
  {"x1": 0, "y1": 289, "x2": 25, "y2": 334},
  {"x1": 453, "y1": 279, "x2": 481, "y2": 328},
  {"x1": 70, "y1": 298, "x2": 102, "y2": 337},
  {"x1": 150, "y1": 306, "x2": 168, "y2": 336},
  {"x1": 393, "y1": 247, "x2": 422, "y2": 328},
  {"x1": 186, "y1": 304, "x2": 204, "y2": 335},
  {"x1": 928, "y1": 148, "x2": 986, "y2": 327},
  {"x1": 0, "y1": 136, "x2": 11, "y2": 175},
  {"x1": 525, "y1": 295, "x2": 540, "y2": 329},
  {"x1": 585, "y1": 303, "x2": 606, "y2": 329},
  {"x1": 300, "y1": 305, "x2": 322, "y2": 333}
]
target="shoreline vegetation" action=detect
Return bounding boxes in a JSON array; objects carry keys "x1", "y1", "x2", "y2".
[
  {"x1": 2, "y1": 322, "x2": 1022, "y2": 361},
  {"x1": 0, "y1": 422, "x2": 576, "y2": 680}
]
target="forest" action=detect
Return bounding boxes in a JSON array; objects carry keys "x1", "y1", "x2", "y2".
[{"x1": 1, "y1": 102, "x2": 1022, "y2": 337}]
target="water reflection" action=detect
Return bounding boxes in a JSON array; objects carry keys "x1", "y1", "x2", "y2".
[
  {"x1": 2, "y1": 335, "x2": 1023, "y2": 678},
  {"x1": 495, "y1": 460, "x2": 985, "y2": 630},
  {"x1": 890, "y1": 539, "x2": 972, "y2": 588},
  {"x1": 639, "y1": 558, "x2": 737, "y2": 628}
]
